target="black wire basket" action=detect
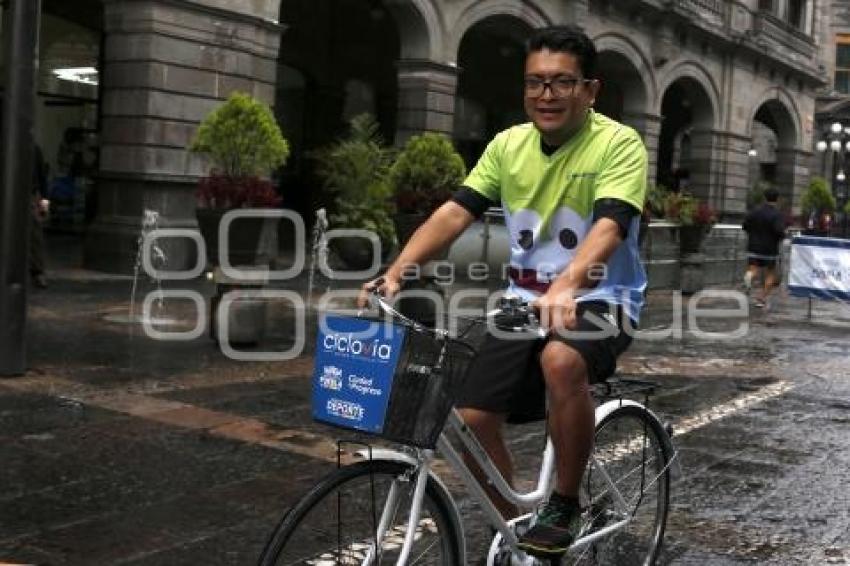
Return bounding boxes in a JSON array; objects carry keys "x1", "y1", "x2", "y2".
[
  {"x1": 312, "y1": 313, "x2": 485, "y2": 449},
  {"x1": 381, "y1": 324, "x2": 478, "y2": 447}
]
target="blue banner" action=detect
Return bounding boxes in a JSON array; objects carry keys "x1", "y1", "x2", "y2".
[{"x1": 311, "y1": 314, "x2": 407, "y2": 434}]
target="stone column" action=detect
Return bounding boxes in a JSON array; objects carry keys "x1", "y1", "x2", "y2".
[
  {"x1": 622, "y1": 111, "x2": 662, "y2": 185},
  {"x1": 688, "y1": 129, "x2": 721, "y2": 204},
  {"x1": 395, "y1": 60, "x2": 459, "y2": 145},
  {"x1": 85, "y1": 0, "x2": 283, "y2": 273},
  {"x1": 712, "y1": 131, "x2": 753, "y2": 220},
  {"x1": 775, "y1": 147, "x2": 813, "y2": 216}
]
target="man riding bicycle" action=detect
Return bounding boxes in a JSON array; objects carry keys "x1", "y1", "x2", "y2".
[{"x1": 359, "y1": 25, "x2": 647, "y2": 559}]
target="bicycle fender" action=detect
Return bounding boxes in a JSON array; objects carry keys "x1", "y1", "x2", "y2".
[
  {"x1": 354, "y1": 448, "x2": 467, "y2": 562},
  {"x1": 595, "y1": 398, "x2": 647, "y2": 425}
]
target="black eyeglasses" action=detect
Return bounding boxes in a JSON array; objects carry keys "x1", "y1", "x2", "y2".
[{"x1": 524, "y1": 75, "x2": 591, "y2": 98}]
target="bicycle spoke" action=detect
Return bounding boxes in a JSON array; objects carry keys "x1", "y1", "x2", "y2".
[
  {"x1": 262, "y1": 461, "x2": 457, "y2": 566},
  {"x1": 408, "y1": 532, "x2": 443, "y2": 564},
  {"x1": 569, "y1": 407, "x2": 671, "y2": 566}
]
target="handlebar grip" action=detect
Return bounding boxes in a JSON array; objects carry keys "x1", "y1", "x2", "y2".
[{"x1": 493, "y1": 310, "x2": 532, "y2": 329}]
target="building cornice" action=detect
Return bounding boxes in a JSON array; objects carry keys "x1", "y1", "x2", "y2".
[{"x1": 101, "y1": 0, "x2": 287, "y2": 34}]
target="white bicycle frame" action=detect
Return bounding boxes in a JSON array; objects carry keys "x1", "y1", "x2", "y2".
[
  {"x1": 356, "y1": 398, "x2": 673, "y2": 566},
  {"x1": 355, "y1": 295, "x2": 676, "y2": 565}
]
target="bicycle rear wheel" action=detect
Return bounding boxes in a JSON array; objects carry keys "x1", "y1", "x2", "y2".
[
  {"x1": 258, "y1": 459, "x2": 462, "y2": 565},
  {"x1": 570, "y1": 405, "x2": 672, "y2": 566}
]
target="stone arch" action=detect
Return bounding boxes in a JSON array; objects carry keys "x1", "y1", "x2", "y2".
[
  {"x1": 657, "y1": 61, "x2": 721, "y2": 130},
  {"x1": 749, "y1": 88, "x2": 804, "y2": 209},
  {"x1": 278, "y1": 0, "x2": 401, "y2": 217},
  {"x1": 384, "y1": 0, "x2": 444, "y2": 60},
  {"x1": 447, "y1": 0, "x2": 553, "y2": 61},
  {"x1": 656, "y1": 66, "x2": 720, "y2": 200},
  {"x1": 593, "y1": 33, "x2": 655, "y2": 134},
  {"x1": 453, "y1": 13, "x2": 537, "y2": 166},
  {"x1": 747, "y1": 87, "x2": 801, "y2": 149},
  {"x1": 592, "y1": 33, "x2": 657, "y2": 104}
]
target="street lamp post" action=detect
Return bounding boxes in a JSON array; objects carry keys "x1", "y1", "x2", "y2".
[{"x1": 815, "y1": 121, "x2": 850, "y2": 238}]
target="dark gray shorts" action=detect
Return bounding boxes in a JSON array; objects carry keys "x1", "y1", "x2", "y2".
[{"x1": 455, "y1": 301, "x2": 634, "y2": 424}]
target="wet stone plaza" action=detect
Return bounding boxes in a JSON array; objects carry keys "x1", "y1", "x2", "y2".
[{"x1": 1, "y1": 255, "x2": 849, "y2": 565}]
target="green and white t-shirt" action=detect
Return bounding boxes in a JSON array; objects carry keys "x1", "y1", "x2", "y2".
[{"x1": 464, "y1": 110, "x2": 648, "y2": 321}]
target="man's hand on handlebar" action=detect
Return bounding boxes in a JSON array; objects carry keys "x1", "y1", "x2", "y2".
[
  {"x1": 357, "y1": 275, "x2": 402, "y2": 308},
  {"x1": 532, "y1": 288, "x2": 579, "y2": 332}
]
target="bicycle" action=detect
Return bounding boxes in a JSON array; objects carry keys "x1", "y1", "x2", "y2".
[{"x1": 258, "y1": 294, "x2": 678, "y2": 565}]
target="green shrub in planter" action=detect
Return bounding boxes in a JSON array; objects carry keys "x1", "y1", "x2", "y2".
[
  {"x1": 388, "y1": 132, "x2": 465, "y2": 245},
  {"x1": 189, "y1": 93, "x2": 290, "y2": 266},
  {"x1": 313, "y1": 114, "x2": 397, "y2": 263},
  {"x1": 801, "y1": 177, "x2": 836, "y2": 217},
  {"x1": 389, "y1": 132, "x2": 466, "y2": 215},
  {"x1": 190, "y1": 92, "x2": 289, "y2": 180}
]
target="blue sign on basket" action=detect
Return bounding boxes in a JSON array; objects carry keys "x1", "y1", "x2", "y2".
[{"x1": 311, "y1": 314, "x2": 407, "y2": 434}]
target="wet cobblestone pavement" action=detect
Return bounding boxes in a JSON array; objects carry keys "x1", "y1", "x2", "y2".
[{"x1": 1, "y1": 249, "x2": 849, "y2": 565}]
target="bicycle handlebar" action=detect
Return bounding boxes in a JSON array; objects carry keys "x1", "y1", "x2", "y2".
[
  {"x1": 364, "y1": 288, "x2": 546, "y2": 339},
  {"x1": 487, "y1": 297, "x2": 547, "y2": 338}
]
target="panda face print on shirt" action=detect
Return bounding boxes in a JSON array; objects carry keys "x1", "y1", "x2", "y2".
[
  {"x1": 509, "y1": 209, "x2": 543, "y2": 254},
  {"x1": 506, "y1": 206, "x2": 591, "y2": 290}
]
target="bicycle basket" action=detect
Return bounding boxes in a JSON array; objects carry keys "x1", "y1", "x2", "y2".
[{"x1": 311, "y1": 312, "x2": 479, "y2": 448}]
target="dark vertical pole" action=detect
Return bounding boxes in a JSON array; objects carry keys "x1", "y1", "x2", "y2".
[
  {"x1": 837, "y1": 141, "x2": 850, "y2": 238},
  {"x1": 0, "y1": 0, "x2": 41, "y2": 376},
  {"x1": 833, "y1": 140, "x2": 838, "y2": 238}
]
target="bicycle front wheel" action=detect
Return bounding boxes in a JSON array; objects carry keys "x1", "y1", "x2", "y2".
[
  {"x1": 258, "y1": 459, "x2": 462, "y2": 566},
  {"x1": 571, "y1": 405, "x2": 672, "y2": 566}
]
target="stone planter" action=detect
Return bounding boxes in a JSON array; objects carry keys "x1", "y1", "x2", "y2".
[
  {"x1": 393, "y1": 211, "x2": 448, "y2": 259},
  {"x1": 679, "y1": 253, "x2": 705, "y2": 295},
  {"x1": 393, "y1": 211, "x2": 429, "y2": 246},
  {"x1": 210, "y1": 290, "x2": 267, "y2": 345},
  {"x1": 208, "y1": 267, "x2": 270, "y2": 346},
  {"x1": 331, "y1": 236, "x2": 375, "y2": 271},
  {"x1": 196, "y1": 208, "x2": 278, "y2": 266},
  {"x1": 678, "y1": 224, "x2": 709, "y2": 256}
]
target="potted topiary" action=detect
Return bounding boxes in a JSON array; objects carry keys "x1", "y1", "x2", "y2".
[
  {"x1": 388, "y1": 132, "x2": 466, "y2": 245},
  {"x1": 801, "y1": 177, "x2": 836, "y2": 236},
  {"x1": 313, "y1": 114, "x2": 397, "y2": 269},
  {"x1": 663, "y1": 191, "x2": 717, "y2": 255},
  {"x1": 190, "y1": 92, "x2": 289, "y2": 266}
]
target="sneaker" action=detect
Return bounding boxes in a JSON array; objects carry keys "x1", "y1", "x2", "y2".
[
  {"x1": 517, "y1": 493, "x2": 581, "y2": 557},
  {"x1": 753, "y1": 298, "x2": 766, "y2": 309}
]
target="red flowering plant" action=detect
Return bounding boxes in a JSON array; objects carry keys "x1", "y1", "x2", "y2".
[
  {"x1": 664, "y1": 192, "x2": 717, "y2": 227},
  {"x1": 196, "y1": 173, "x2": 281, "y2": 209}
]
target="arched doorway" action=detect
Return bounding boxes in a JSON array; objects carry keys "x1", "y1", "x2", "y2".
[
  {"x1": 595, "y1": 51, "x2": 648, "y2": 123},
  {"x1": 454, "y1": 15, "x2": 531, "y2": 169},
  {"x1": 277, "y1": 0, "x2": 400, "y2": 218},
  {"x1": 750, "y1": 99, "x2": 798, "y2": 209},
  {"x1": 657, "y1": 77, "x2": 715, "y2": 199}
]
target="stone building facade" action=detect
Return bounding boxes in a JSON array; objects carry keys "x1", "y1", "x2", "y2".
[
  {"x1": 85, "y1": 0, "x2": 284, "y2": 271},
  {"x1": 2, "y1": 0, "x2": 837, "y2": 271}
]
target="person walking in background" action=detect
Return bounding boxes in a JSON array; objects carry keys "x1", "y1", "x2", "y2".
[
  {"x1": 742, "y1": 187, "x2": 786, "y2": 309},
  {"x1": 30, "y1": 143, "x2": 49, "y2": 289}
]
